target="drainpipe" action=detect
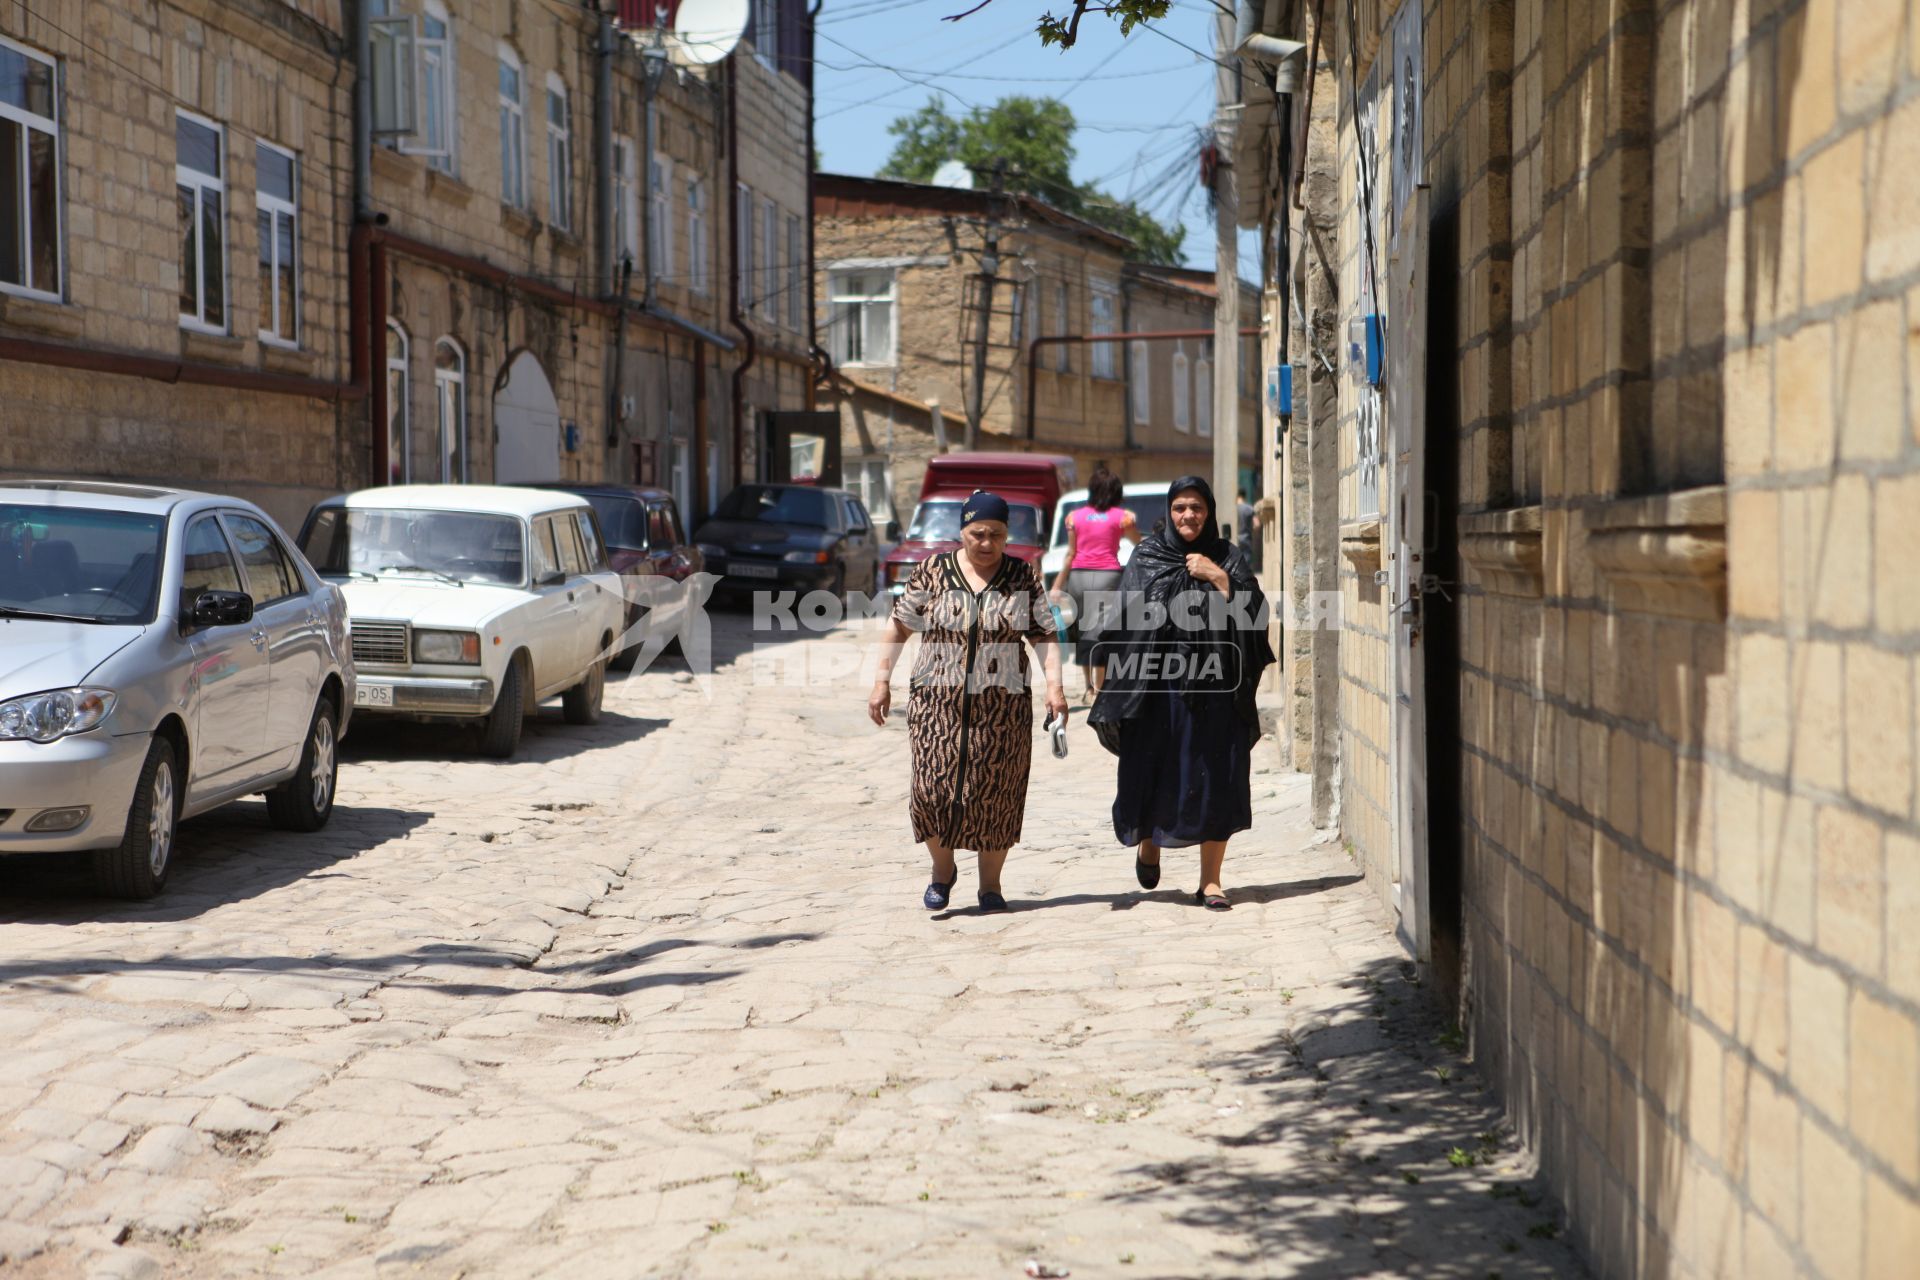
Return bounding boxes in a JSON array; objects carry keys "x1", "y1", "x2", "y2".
[
  {"x1": 726, "y1": 57, "x2": 757, "y2": 498},
  {"x1": 1120, "y1": 274, "x2": 1135, "y2": 452},
  {"x1": 596, "y1": 11, "x2": 617, "y2": 297},
  {"x1": 354, "y1": 0, "x2": 388, "y2": 485},
  {"x1": 608, "y1": 257, "x2": 632, "y2": 453},
  {"x1": 804, "y1": 0, "x2": 829, "y2": 406}
]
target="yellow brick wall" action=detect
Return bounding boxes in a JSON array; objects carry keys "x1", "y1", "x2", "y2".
[
  {"x1": 1335, "y1": 0, "x2": 1920, "y2": 1275},
  {"x1": 0, "y1": 1, "x2": 352, "y2": 531}
]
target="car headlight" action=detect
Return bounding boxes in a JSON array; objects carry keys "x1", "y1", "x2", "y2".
[
  {"x1": 413, "y1": 630, "x2": 481, "y2": 665},
  {"x1": 784, "y1": 549, "x2": 831, "y2": 564},
  {"x1": 0, "y1": 688, "x2": 116, "y2": 743},
  {"x1": 696, "y1": 543, "x2": 726, "y2": 560}
]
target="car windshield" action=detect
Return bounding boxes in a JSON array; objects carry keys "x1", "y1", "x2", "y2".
[
  {"x1": 1051, "y1": 496, "x2": 1163, "y2": 548},
  {"x1": 300, "y1": 508, "x2": 526, "y2": 586},
  {"x1": 0, "y1": 504, "x2": 164, "y2": 623},
  {"x1": 907, "y1": 500, "x2": 1044, "y2": 545},
  {"x1": 715, "y1": 485, "x2": 836, "y2": 529},
  {"x1": 581, "y1": 495, "x2": 647, "y2": 549}
]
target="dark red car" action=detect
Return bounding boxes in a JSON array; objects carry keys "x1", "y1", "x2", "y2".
[
  {"x1": 527, "y1": 483, "x2": 703, "y2": 666},
  {"x1": 881, "y1": 452, "x2": 1073, "y2": 594}
]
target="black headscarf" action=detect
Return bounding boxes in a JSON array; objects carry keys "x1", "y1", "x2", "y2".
[{"x1": 1086, "y1": 476, "x2": 1275, "y2": 754}]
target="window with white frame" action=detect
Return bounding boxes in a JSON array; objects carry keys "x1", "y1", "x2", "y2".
[
  {"x1": 613, "y1": 137, "x2": 638, "y2": 270},
  {"x1": 785, "y1": 213, "x2": 802, "y2": 331},
  {"x1": 1052, "y1": 280, "x2": 1069, "y2": 372},
  {"x1": 734, "y1": 182, "x2": 751, "y2": 309},
  {"x1": 753, "y1": 0, "x2": 779, "y2": 67},
  {"x1": 255, "y1": 141, "x2": 297, "y2": 345},
  {"x1": 545, "y1": 75, "x2": 572, "y2": 230},
  {"x1": 177, "y1": 111, "x2": 226, "y2": 332},
  {"x1": 760, "y1": 195, "x2": 777, "y2": 320},
  {"x1": 828, "y1": 269, "x2": 894, "y2": 367},
  {"x1": 0, "y1": 36, "x2": 60, "y2": 301},
  {"x1": 385, "y1": 321, "x2": 409, "y2": 485},
  {"x1": 1171, "y1": 344, "x2": 1189, "y2": 433},
  {"x1": 435, "y1": 337, "x2": 465, "y2": 482},
  {"x1": 687, "y1": 177, "x2": 707, "y2": 293},
  {"x1": 649, "y1": 153, "x2": 672, "y2": 283},
  {"x1": 415, "y1": 2, "x2": 454, "y2": 170},
  {"x1": 1196, "y1": 353, "x2": 1214, "y2": 438},
  {"x1": 851, "y1": 457, "x2": 891, "y2": 521},
  {"x1": 498, "y1": 48, "x2": 526, "y2": 208},
  {"x1": 1090, "y1": 287, "x2": 1116, "y2": 377},
  {"x1": 1129, "y1": 340, "x2": 1150, "y2": 423}
]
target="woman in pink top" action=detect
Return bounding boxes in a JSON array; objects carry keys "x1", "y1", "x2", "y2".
[{"x1": 1050, "y1": 467, "x2": 1140, "y2": 699}]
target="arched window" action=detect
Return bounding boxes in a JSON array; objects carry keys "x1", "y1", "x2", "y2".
[
  {"x1": 385, "y1": 320, "x2": 409, "y2": 484},
  {"x1": 1171, "y1": 344, "x2": 1190, "y2": 433},
  {"x1": 434, "y1": 337, "x2": 466, "y2": 483}
]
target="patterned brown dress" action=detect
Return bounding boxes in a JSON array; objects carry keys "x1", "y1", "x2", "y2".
[{"x1": 894, "y1": 551, "x2": 1059, "y2": 852}]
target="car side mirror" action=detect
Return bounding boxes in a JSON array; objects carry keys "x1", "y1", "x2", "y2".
[
  {"x1": 885, "y1": 519, "x2": 901, "y2": 541},
  {"x1": 190, "y1": 589, "x2": 254, "y2": 628}
]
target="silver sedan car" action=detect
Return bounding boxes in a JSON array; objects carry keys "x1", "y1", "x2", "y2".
[{"x1": 0, "y1": 481, "x2": 355, "y2": 899}]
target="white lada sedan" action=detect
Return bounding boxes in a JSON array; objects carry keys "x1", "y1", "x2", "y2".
[
  {"x1": 297, "y1": 486, "x2": 625, "y2": 759},
  {"x1": 0, "y1": 481, "x2": 352, "y2": 899}
]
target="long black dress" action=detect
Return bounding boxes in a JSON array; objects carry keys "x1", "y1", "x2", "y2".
[{"x1": 1087, "y1": 478, "x2": 1274, "y2": 849}]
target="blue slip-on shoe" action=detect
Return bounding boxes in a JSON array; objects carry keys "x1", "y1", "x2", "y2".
[
  {"x1": 924, "y1": 880, "x2": 955, "y2": 910},
  {"x1": 977, "y1": 890, "x2": 1010, "y2": 913}
]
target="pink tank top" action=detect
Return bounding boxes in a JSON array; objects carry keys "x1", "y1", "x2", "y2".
[{"x1": 1070, "y1": 505, "x2": 1127, "y2": 571}]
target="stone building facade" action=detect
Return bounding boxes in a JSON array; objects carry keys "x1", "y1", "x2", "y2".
[
  {"x1": 0, "y1": 0, "x2": 816, "y2": 534},
  {"x1": 813, "y1": 173, "x2": 1259, "y2": 523},
  {"x1": 1237, "y1": 0, "x2": 1920, "y2": 1274}
]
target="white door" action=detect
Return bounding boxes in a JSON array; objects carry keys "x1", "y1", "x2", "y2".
[
  {"x1": 526, "y1": 516, "x2": 580, "y2": 693},
  {"x1": 1388, "y1": 188, "x2": 1432, "y2": 962},
  {"x1": 494, "y1": 350, "x2": 562, "y2": 484}
]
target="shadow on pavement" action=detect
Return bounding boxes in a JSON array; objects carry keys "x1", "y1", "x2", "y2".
[
  {"x1": 341, "y1": 708, "x2": 668, "y2": 764},
  {"x1": 0, "y1": 800, "x2": 431, "y2": 924},
  {"x1": 929, "y1": 874, "x2": 1365, "y2": 920},
  {"x1": 1108, "y1": 955, "x2": 1589, "y2": 1279},
  {"x1": 0, "y1": 930, "x2": 820, "y2": 997}
]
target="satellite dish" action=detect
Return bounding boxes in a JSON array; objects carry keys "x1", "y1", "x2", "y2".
[
  {"x1": 931, "y1": 160, "x2": 974, "y2": 190},
  {"x1": 670, "y1": 0, "x2": 748, "y2": 66}
]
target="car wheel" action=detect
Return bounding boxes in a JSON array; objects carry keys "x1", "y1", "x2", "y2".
[
  {"x1": 93, "y1": 736, "x2": 178, "y2": 900},
  {"x1": 267, "y1": 697, "x2": 338, "y2": 832},
  {"x1": 480, "y1": 658, "x2": 526, "y2": 759},
  {"x1": 562, "y1": 655, "x2": 605, "y2": 725}
]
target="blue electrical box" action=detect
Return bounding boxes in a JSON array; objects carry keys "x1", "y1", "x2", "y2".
[
  {"x1": 1347, "y1": 314, "x2": 1384, "y2": 387},
  {"x1": 1266, "y1": 364, "x2": 1294, "y2": 417},
  {"x1": 563, "y1": 421, "x2": 580, "y2": 453}
]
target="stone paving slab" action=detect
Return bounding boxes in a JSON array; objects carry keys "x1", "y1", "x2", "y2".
[{"x1": 0, "y1": 614, "x2": 1586, "y2": 1278}]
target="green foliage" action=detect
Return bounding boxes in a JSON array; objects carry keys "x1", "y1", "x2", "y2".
[
  {"x1": 1033, "y1": 0, "x2": 1175, "y2": 50},
  {"x1": 879, "y1": 95, "x2": 1186, "y2": 265}
]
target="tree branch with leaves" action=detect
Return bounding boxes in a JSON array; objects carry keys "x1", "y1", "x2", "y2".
[{"x1": 942, "y1": 1, "x2": 1175, "y2": 51}]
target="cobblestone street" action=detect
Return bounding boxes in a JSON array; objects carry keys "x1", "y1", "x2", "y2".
[{"x1": 0, "y1": 616, "x2": 1583, "y2": 1279}]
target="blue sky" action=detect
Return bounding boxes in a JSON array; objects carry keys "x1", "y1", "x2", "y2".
[{"x1": 811, "y1": 0, "x2": 1249, "y2": 271}]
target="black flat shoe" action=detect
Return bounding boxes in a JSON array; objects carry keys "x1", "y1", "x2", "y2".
[
  {"x1": 924, "y1": 880, "x2": 955, "y2": 910},
  {"x1": 1195, "y1": 890, "x2": 1231, "y2": 911},
  {"x1": 978, "y1": 890, "x2": 1010, "y2": 913},
  {"x1": 1135, "y1": 858, "x2": 1161, "y2": 890}
]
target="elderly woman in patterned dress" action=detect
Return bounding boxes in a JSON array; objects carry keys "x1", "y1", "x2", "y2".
[{"x1": 868, "y1": 491, "x2": 1068, "y2": 912}]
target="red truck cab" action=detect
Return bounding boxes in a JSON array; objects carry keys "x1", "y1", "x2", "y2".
[{"x1": 882, "y1": 452, "x2": 1076, "y2": 594}]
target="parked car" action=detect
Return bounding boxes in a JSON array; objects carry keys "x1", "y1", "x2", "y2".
[
  {"x1": 297, "y1": 486, "x2": 624, "y2": 759},
  {"x1": 693, "y1": 483, "x2": 882, "y2": 598},
  {"x1": 1039, "y1": 482, "x2": 1168, "y2": 582},
  {"x1": 0, "y1": 480, "x2": 352, "y2": 899},
  {"x1": 880, "y1": 452, "x2": 1074, "y2": 594},
  {"x1": 522, "y1": 483, "x2": 703, "y2": 667}
]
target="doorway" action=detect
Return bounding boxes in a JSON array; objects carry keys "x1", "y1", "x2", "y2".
[{"x1": 494, "y1": 350, "x2": 562, "y2": 483}]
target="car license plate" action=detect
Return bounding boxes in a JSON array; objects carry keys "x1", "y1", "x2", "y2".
[
  {"x1": 732, "y1": 563, "x2": 778, "y2": 579},
  {"x1": 355, "y1": 683, "x2": 395, "y2": 708}
]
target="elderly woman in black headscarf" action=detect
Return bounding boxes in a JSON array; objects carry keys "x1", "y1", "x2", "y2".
[
  {"x1": 1087, "y1": 477, "x2": 1275, "y2": 909},
  {"x1": 869, "y1": 491, "x2": 1067, "y2": 913}
]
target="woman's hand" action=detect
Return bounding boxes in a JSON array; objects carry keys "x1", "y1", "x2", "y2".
[
  {"x1": 868, "y1": 678, "x2": 892, "y2": 727},
  {"x1": 1186, "y1": 553, "x2": 1231, "y2": 593},
  {"x1": 1045, "y1": 682, "x2": 1069, "y2": 725}
]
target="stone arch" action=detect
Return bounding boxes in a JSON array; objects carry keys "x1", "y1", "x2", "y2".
[{"x1": 492, "y1": 348, "x2": 560, "y2": 483}]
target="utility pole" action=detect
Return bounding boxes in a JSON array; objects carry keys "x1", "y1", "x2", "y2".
[
  {"x1": 966, "y1": 159, "x2": 1005, "y2": 452},
  {"x1": 1212, "y1": 6, "x2": 1241, "y2": 536}
]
